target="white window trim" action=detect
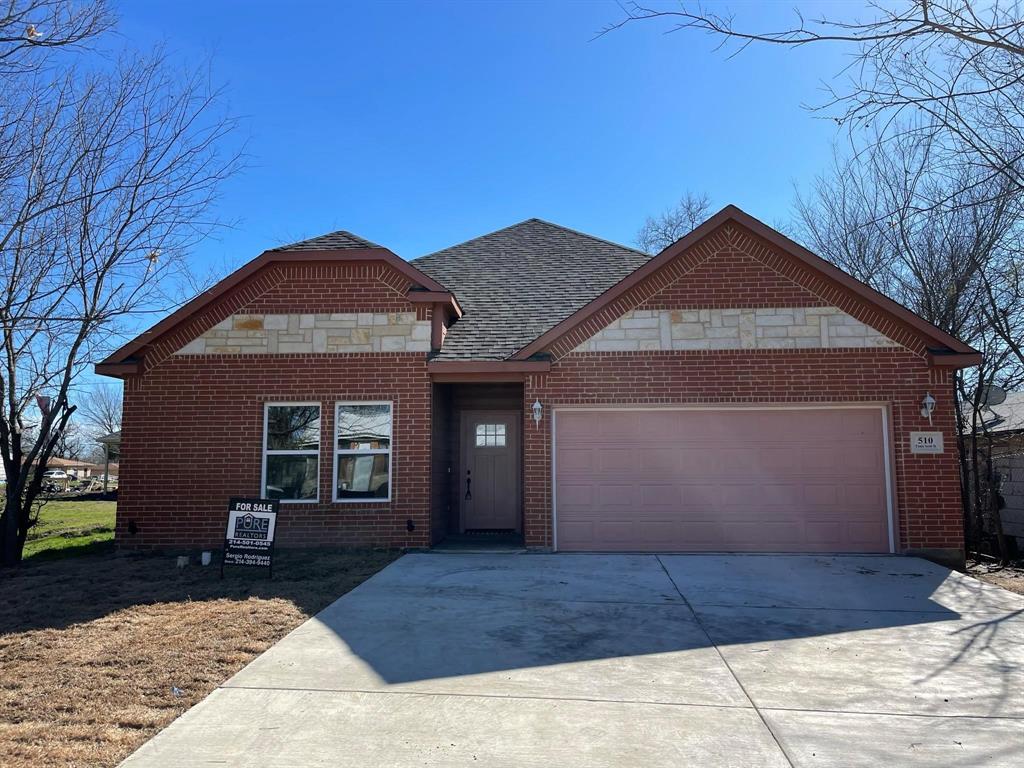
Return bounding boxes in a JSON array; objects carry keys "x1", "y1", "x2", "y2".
[
  {"x1": 333, "y1": 400, "x2": 394, "y2": 504},
  {"x1": 262, "y1": 401, "x2": 321, "y2": 504}
]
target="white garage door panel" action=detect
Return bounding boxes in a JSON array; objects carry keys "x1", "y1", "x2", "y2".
[{"x1": 554, "y1": 407, "x2": 891, "y2": 553}]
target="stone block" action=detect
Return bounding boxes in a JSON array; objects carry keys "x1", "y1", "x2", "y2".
[
  {"x1": 671, "y1": 323, "x2": 705, "y2": 340},
  {"x1": 832, "y1": 324, "x2": 867, "y2": 336},
  {"x1": 406, "y1": 340, "x2": 431, "y2": 352},
  {"x1": 755, "y1": 314, "x2": 794, "y2": 326},
  {"x1": 312, "y1": 329, "x2": 328, "y2": 353},
  {"x1": 357, "y1": 313, "x2": 373, "y2": 326},
  {"x1": 233, "y1": 315, "x2": 264, "y2": 331},
  {"x1": 621, "y1": 317, "x2": 660, "y2": 329},
  {"x1": 625, "y1": 327, "x2": 660, "y2": 340},
  {"x1": 278, "y1": 342, "x2": 311, "y2": 354},
  {"x1": 208, "y1": 345, "x2": 241, "y2": 354},
  {"x1": 264, "y1": 315, "x2": 289, "y2": 330},
  {"x1": 705, "y1": 327, "x2": 739, "y2": 339},
  {"x1": 351, "y1": 328, "x2": 371, "y2": 345},
  {"x1": 380, "y1": 335, "x2": 407, "y2": 352},
  {"x1": 671, "y1": 338, "x2": 711, "y2": 350},
  {"x1": 707, "y1": 337, "x2": 741, "y2": 350},
  {"x1": 758, "y1": 338, "x2": 796, "y2": 349},
  {"x1": 594, "y1": 339, "x2": 640, "y2": 352},
  {"x1": 659, "y1": 314, "x2": 672, "y2": 348},
  {"x1": 411, "y1": 323, "x2": 431, "y2": 341},
  {"x1": 299, "y1": 314, "x2": 315, "y2": 329}
]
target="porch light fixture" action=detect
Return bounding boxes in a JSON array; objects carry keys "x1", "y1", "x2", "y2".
[
  {"x1": 532, "y1": 399, "x2": 543, "y2": 426},
  {"x1": 920, "y1": 392, "x2": 937, "y2": 425}
]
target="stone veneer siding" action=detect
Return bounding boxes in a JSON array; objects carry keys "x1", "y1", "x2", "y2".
[
  {"x1": 175, "y1": 312, "x2": 432, "y2": 355},
  {"x1": 573, "y1": 307, "x2": 900, "y2": 352}
]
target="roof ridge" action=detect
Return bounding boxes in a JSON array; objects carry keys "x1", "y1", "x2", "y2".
[
  {"x1": 413, "y1": 217, "x2": 648, "y2": 262},
  {"x1": 412, "y1": 219, "x2": 540, "y2": 262},
  {"x1": 525, "y1": 218, "x2": 651, "y2": 258}
]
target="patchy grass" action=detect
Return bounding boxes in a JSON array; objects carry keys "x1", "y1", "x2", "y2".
[
  {"x1": 967, "y1": 558, "x2": 1024, "y2": 596},
  {"x1": 23, "y1": 499, "x2": 117, "y2": 560},
  {"x1": 0, "y1": 547, "x2": 400, "y2": 767}
]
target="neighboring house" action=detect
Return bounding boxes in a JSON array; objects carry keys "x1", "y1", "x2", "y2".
[
  {"x1": 964, "y1": 392, "x2": 1024, "y2": 548},
  {"x1": 97, "y1": 206, "x2": 980, "y2": 566},
  {"x1": 43, "y1": 456, "x2": 95, "y2": 479}
]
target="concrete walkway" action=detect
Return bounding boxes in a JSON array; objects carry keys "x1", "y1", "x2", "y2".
[{"x1": 121, "y1": 554, "x2": 1024, "y2": 767}]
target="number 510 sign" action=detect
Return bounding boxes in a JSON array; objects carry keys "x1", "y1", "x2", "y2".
[{"x1": 910, "y1": 431, "x2": 944, "y2": 454}]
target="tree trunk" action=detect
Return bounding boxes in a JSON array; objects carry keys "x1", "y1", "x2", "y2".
[{"x1": 0, "y1": 491, "x2": 24, "y2": 567}]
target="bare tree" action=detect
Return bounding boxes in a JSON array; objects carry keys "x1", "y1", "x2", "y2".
[
  {"x1": 0, "y1": 0, "x2": 112, "y2": 74},
  {"x1": 603, "y1": 1, "x2": 1024, "y2": 207},
  {"x1": 793, "y1": 134, "x2": 1024, "y2": 559},
  {"x1": 77, "y1": 381, "x2": 121, "y2": 436},
  {"x1": 636, "y1": 191, "x2": 712, "y2": 253},
  {"x1": 0, "y1": 3, "x2": 240, "y2": 565}
]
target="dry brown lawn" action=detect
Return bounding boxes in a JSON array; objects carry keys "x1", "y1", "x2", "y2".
[
  {"x1": 967, "y1": 558, "x2": 1024, "y2": 596},
  {"x1": 0, "y1": 548, "x2": 399, "y2": 767}
]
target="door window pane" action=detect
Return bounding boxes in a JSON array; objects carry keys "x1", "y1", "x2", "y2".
[{"x1": 475, "y1": 423, "x2": 506, "y2": 447}]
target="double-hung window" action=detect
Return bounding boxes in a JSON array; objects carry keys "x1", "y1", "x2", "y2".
[
  {"x1": 335, "y1": 402, "x2": 392, "y2": 501},
  {"x1": 262, "y1": 403, "x2": 320, "y2": 502}
]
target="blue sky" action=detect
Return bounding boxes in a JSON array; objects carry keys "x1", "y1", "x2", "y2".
[{"x1": 116, "y1": 0, "x2": 856, "y2": 271}]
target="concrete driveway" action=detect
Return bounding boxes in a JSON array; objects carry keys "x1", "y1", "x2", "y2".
[{"x1": 122, "y1": 554, "x2": 1024, "y2": 767}]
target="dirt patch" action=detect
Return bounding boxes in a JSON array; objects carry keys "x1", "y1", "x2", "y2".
[
  {"x1": 0, "y1": 548, "x2": 399, "y2": 767},
  {"x1": 967, "y1": 558, "x2": 1024, "y2": 596}
]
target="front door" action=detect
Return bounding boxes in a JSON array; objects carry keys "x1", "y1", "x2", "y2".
[{"x1": 460, "y1": 410, "x2": 520, "y2": 532}]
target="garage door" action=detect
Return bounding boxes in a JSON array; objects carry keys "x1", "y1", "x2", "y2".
[{"x1": 554, "y1": 407, "x2": 891, "y2": 553}]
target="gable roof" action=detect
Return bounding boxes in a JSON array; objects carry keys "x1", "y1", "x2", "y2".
[
  {"x1": 95, "y1": 235, "x2": 451, "y2": 375},
  {"x1": 512, "y1": 205, "x2": 981, "y2": 366},
  {"x1": 413, "y1": 219, "x2": 652, "y2": 361}
]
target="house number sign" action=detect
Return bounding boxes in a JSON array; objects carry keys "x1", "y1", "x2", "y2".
[{"x1": 909, "y1": 432, "x2": 944, "y2": 454}]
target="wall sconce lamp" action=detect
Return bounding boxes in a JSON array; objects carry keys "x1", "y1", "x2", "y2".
[
  {"x1": 921, "y1": 392, "x2": 937, "y2": 426},
  {"x1": 532, "y1": 399, "x2": 543, "y2": 427}
]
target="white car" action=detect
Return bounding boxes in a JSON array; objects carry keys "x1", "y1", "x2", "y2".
[{"x1": 42, "y1": 469, "x2": 68, "y2": 480}]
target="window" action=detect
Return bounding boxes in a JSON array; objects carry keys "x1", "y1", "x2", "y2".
[
  {"x1": 475, "y1": 423, "x2": 506, "y2": 447},
  {"x1": 335, "y1": 403, "x2": 392, "y2": 501},
  {"x1": 263, "y1": 403, "x2": 320, "y2": 502}
]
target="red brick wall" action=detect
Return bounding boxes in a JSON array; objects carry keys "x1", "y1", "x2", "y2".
[
  {"x1": 522, "y1": 350, "x2": 962, "y2": 554},
  {"x1": 644, "y1": 249, "x2": 826, "y2": 309},
  {"x1": 117, "y1": 261, "x2": 434, "y2": 551},
  {"x1": 523, "y1": 222, "x2": 964, "y2": 556},
  {"x1": 118, "y1": 353, "x2": 432, "y2": 549}
]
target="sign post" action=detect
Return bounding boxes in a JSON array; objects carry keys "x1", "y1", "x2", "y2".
[{"x1": 221, "y1": 497, "x2": 279, "y2": 579}]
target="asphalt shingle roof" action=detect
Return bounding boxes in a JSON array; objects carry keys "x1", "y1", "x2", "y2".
[
  {"x1": 413, "y1": 219, "x2": 652, "y2": 361},
  {"x1": 272, "y1": 230, "x2": 382, "y2": 251}
]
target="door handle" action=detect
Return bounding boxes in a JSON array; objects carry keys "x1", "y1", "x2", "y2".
[{"x1": 464, "y1": 470, "x2": 472, "y2": 501}]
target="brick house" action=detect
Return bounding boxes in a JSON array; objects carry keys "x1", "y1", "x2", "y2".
[{"x1": 97, "y1": 206, "x2": 980, "y2": 566}]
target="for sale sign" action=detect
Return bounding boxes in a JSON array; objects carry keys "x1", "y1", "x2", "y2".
[{"x1": 222, "y1": 498, "x2": 279, "y2": 576}]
